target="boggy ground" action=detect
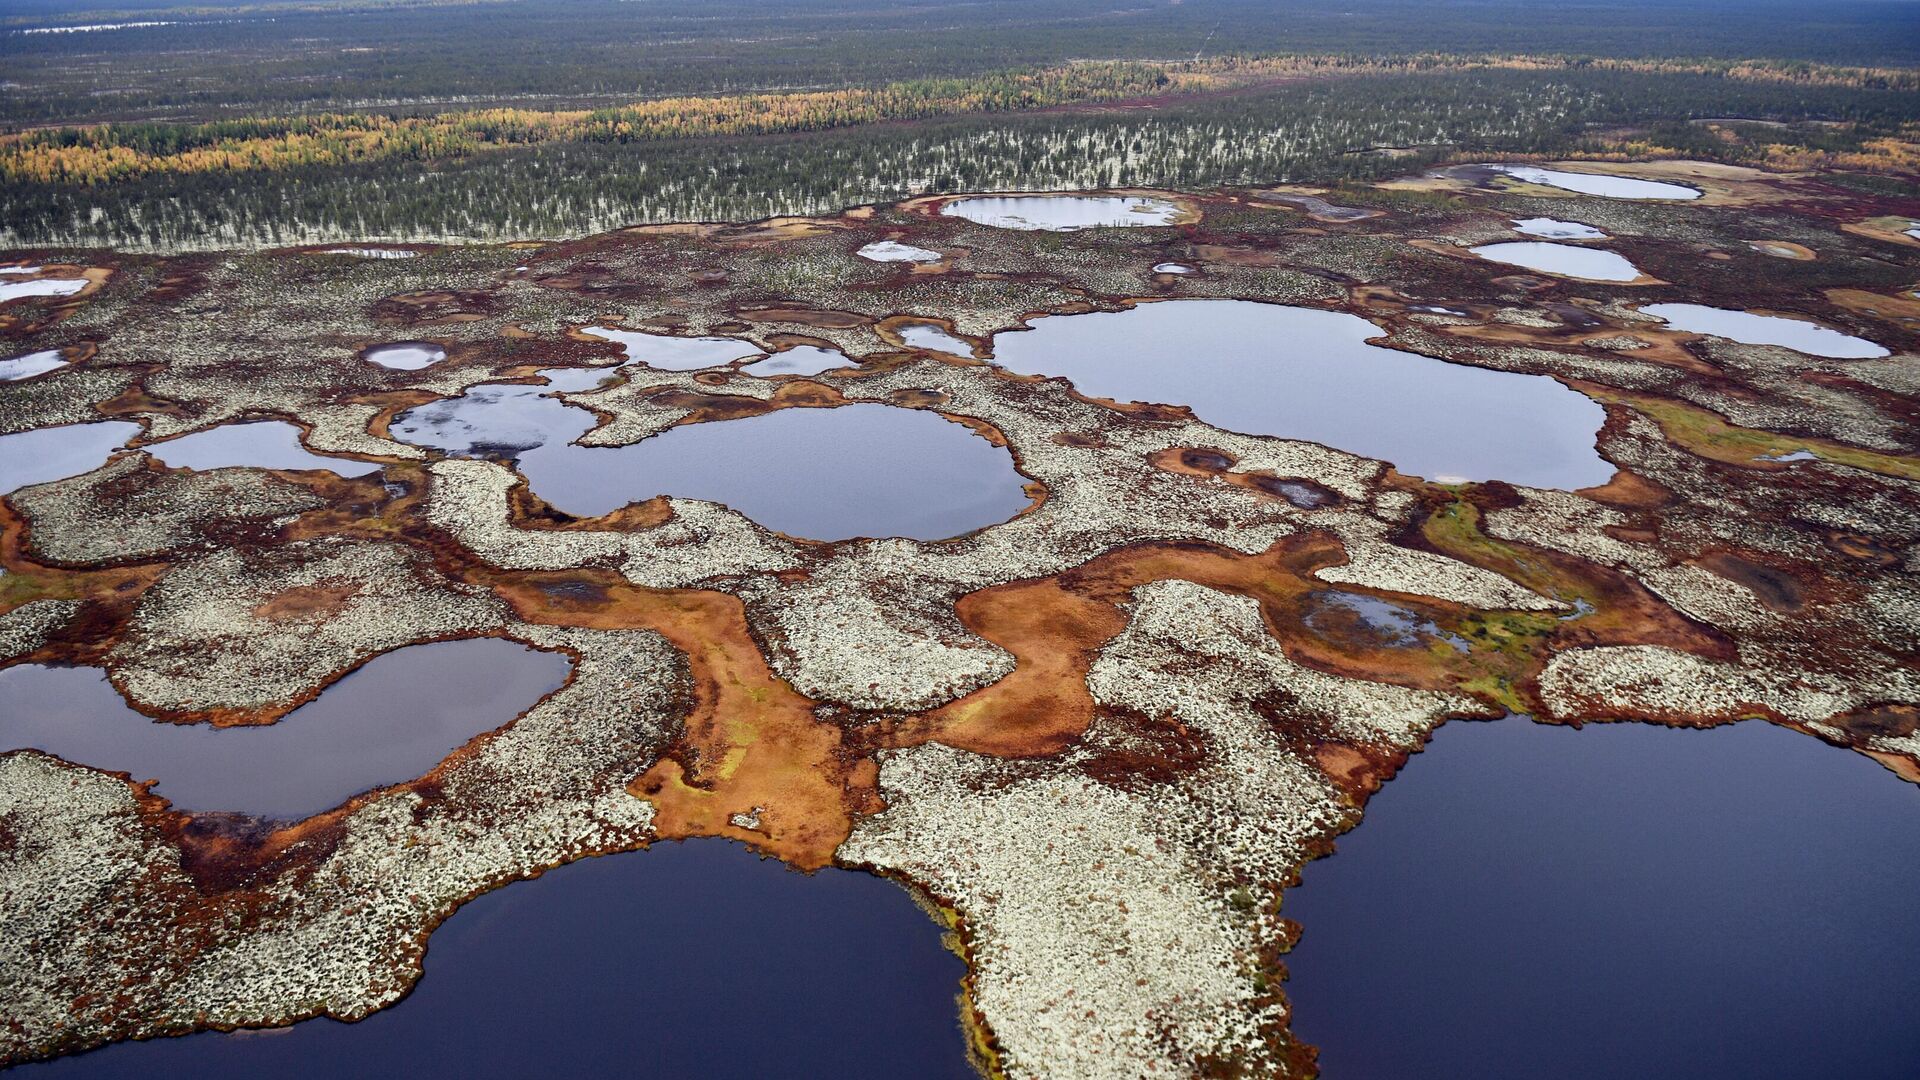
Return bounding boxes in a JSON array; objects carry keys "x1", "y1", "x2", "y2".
[{"x1": 3, "y1": 160, "x2": 1919, "y2": 1078}]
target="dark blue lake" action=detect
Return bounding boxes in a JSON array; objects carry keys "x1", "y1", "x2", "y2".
[
  {"x1": 1282, "y1": 718, "x2": 1920, "y2": 1080},
  {"x1": 19, "y1": 841, "x2": 973, "y2": 1079}
]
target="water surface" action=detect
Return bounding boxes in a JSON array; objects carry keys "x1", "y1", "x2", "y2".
[
  {"x1": 582, "y1": 327, "x2": 763, "y2": 370},
  {"x1": 146, "y1": 421, "x2": 382, "y2": 477},
  {"x1": 740, "y1": 346, "x2": 851, "y2": 377},
  {"x1": 365, "y1": 342, "x2": 448, "y2": 370},
  {"x1": 1153, "y1": 262, "x2": 1196, "y2": 274},
  {"x1": 0, "y1": 278, "x2": 89, "y2": 303},
  {"x1": 1491, "y1": 165, "x2": 1703, "y2": 200},
  {"x1": 1284, "y1": 718, "x2": 1920, "y2": 1080},
  {"x1": 858, "y1": 240, "x2": 942, "y2": 263},
  {"x1": 0, "y1": 639, "x2": 570, "y2": 820},
  {"x1": 898, "y1": 323, "x2": 973, "y2": 355},
  {"x1": 1469, "y1": 242, "x2": 1643, "y2": 282},
  {"x1": 0, "y1": 349, "x2": 68, "y2": 381},
  {"x1": 15, "y1": 840, "x2": 972, "y2": 1080},
  {"x1": 1640, "y1": 303, "x2": 1888, "y2": 358},
  {"x1": 0, "y1": 421, "x2": 140, "y2": 496},
  {"x1": 939, "y1": 194, "x2": 1182, "y2": 231},
  {"x1": 519, "y1": 403, "x2": 1030, "y2": 540},
  {"x1": 987, "y1": 300, "x2": 1611, "y2": 489},
  {"x1": 1511, "y1": 217, "x2": 1607, "y2": 240}
]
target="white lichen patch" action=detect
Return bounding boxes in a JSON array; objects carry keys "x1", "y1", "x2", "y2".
[
  {"x1": 0, "y1": 599, "x2": 82, "y2": 662},
  {"x1": 9, "y1": 454, "x2": 325, "y2": 565},
  {"x1": 843, "y1": 582, "x2": 1466, "y2": 1079},
  {"x1": 1539, "y1": 644, "x2": 1920, "y2": 725},
  {"x1": 108, "y1": 537, "x2": 507, "y2": 714}
]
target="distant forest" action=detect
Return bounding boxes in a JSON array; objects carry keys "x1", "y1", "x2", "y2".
[
  {"x1": 6, "y1": 67, "x2": 1916, "y2": 250},
  {"x1": 4, "y1": 0, "x2": 1920, "y2": 125}
]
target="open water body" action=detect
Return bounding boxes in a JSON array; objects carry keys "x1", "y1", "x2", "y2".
[
  {"x1": 0, "y1": 277, "x2": 89, "y2": 303},
  {"x1": 0, "y1": 349, "x2": 69, "y2": 381},
  {"x1": 1490, "y1": 165, "x2": 1704, "y2": 200},
  {"x1": 365, "y1": 342, "x2": 448, "y2": 370},
  {"x1": 145, "y1": 420, "x2": 383, "y2": 476},
  {"x1": 858, "y1": 240, "x2": 942, "y2": 263},
  {"x1": 518, "y1": 403, "x2": 1031, "y2": 540},
  {"x1": 1640, "y1": 303, "x2": 1889, "y2": 359},
  {"x1": 1284, "y1": 718, "x2": 1920, "y2": 1080},
  {"x1": 986, "y1": 299, "x2": 1612, "y2": 489},
  {"x1": 938, "y1": 194, "x2": 1182, "y2": 230},
  {"x1": 1511, "y1": 217, "x2": 1607, "y2": 240},
  {"x1": 15, "y1": 840, "x2": 972, "y2": 1080},
  {"x1": 1469, "y1": 241, "x2": 1644, "y2": 282},
  {"x1": 394, "y1": 390, "x2": 1030, "y2": 541},
  {"x1": 0, "y1": 421, "x2": 141, "y2": 496},
  {"x1": 581, "y1": 327, "x2": 764, "y2": 370},
  {"x1": 0, "y1": 639, "x2": 571, "y2": 820}
]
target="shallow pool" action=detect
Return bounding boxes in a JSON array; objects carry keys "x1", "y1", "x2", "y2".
[
  {"x1": 519, "y1": 403, "x2": 1032, "y2": 541},
  {"x1": 0, "y1": 639, "x2": 570, "y2": 820},
  {"x1": 0, "y1": 421, "x2": 141, "y2": 496},
  {"x1": 1640, "y1": 303, "x2": 1888, "y2": 359},
  {"x1": 0, "y1": 278, "x2": 89, "y2": 303},
  {"x1": 146, "y1": 421, "x2": 383, "y2": 477},
  {"x1": 1283, "y1": 717, "x2": 1920, "y2": 1080},
  {"x1": 581, "y1": 327, "x2": 764, "y2": 370},
  {"x1": 365, "y1": 342, "x2": 448, "y2": 370},
  {"x1": 859, "y1": 240, "x2": 943, "y2": 263},
  {"x1": 939, "y1": 194, "x2": 1183, "y2": 231},
  {"x1": 740, "y1": 346, "x2": 852, "y2": 377},
  {"x1": 1469, "y1": 241, "x2": 1644, "y2": 282},
  {"x1": 1491, "y1": 165, "x2": 1703, "y2": 201},
  {"x1": 0, "y1": 349, "x2": 69, "y2": 382},
  {"x1": 986, "y1": 299, "x2": 1611, "y2": 489},
  {"x1": 1511, "y1": 217, "x2": 1607, "y2": 240}
]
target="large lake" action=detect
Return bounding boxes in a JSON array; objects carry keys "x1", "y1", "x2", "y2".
[
  {"x1": 14, "y1": 841, "x2": 973, "y2": 1079},
  {"x1": 1283, "y1": 719, "x2": 1920, "y2": 1080},
  {"x1": 986, "y1": 299, "x2": 1612, "y2": 489}
]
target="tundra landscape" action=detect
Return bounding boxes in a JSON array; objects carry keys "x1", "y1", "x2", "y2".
[{"x1": 3, "y1": 2, "x2": 1920, "y2": 1077}]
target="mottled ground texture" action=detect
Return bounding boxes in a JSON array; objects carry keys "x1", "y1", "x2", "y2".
[{"x1": 3, "y1": 162, "x2": 1919, "y2": 1079}]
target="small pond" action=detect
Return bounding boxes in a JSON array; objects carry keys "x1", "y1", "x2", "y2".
[
  {"x1": 0, "y1": 639, "x2": 570, "y2": 820},
  {"x1": 1511, "y1": 217, "x2": 1607, "y2": 240},
  {"x1": 582, "y1": 326, "x2": 764, "y2": 370},
  {"x1": 365, "y1": 342, "x2": 448, "y2": 370},
  {"x1": 0, "y1": 349, "x2": 69, "y2": 382},
  {"x1": 395, "y1": 385, "x2": 1030, "y2": 541},
  {"x1": 858, "y1": 240, "x2": 943, "y2": 263},
  {"x1": 1640, "y1": 303, "x2": 1888, "y2": 359},
  {"x1": 740, "y1": 346, "x2": 851, "y2": 377},
  {"x1": 898, "y1": 323, "x2": 973, "y2": 354},
  {"x1": 1468, "y1": 241, "x2": 1644, "y2": 282},
  {"x1": 1283, "y1": 717, "x2": 1920, "y2": 1080},
  {"x1": 0, "y1": 421, "x2": 141, "y2": 496},
  {"x1": 146, "y1": 421, "x2": 382, "y2": 477},
  {"x1": 938, "y1": 194, "x2": 1183, "y2": 231},
  {"x1": 0, "y1": 278, "x2": 89, "y2": 303},
  {"x1": 318, "y1": 247, "x2": 418, "y2": 259},
  {"x1": 519, "y1": 403, "x2": 1031, "y2": 541},
  {"x1": 1153, "y1": 262, "x2": 1196, "y2": 274},
  {"x1": 986, "y1": 299, "x2": 1612, "y2": 489},
  {"x1": 1491, "y1": 165, "x2": 1703, "y2": 200},
  {"x1": 13, "y1": 840, "x2": 973, "y2": 1079}
]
